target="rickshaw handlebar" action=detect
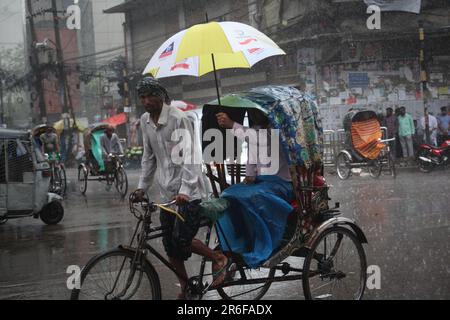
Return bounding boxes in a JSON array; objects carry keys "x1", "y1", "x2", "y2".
[
  {"x1": 155, "y1": 200, "x2": 177, "y2": 207},
  {"x1": 379, "y1": 138, "x2": 396, "y2": 143},
  {"x1": 129, "y1": 190, "x2": 177, "y2": 208},
  {"x1": 129, "y1": 190, "x2": 178, "y2": 219}
]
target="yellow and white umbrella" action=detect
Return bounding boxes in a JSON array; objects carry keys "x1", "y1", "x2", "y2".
[{"x1": 143, "y1": 21, "x2": 285, "y2": 78}]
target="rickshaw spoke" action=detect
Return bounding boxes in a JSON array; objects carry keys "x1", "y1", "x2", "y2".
[{"x1": 303, "y1": 227, "x2": 366, "y2": 300}]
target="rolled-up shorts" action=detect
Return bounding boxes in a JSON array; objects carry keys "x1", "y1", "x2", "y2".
[{"x1": 160, "y1": 200, "x2": 202, "y2": 261}]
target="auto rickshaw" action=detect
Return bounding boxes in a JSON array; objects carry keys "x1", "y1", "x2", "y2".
[{"x1": 0, "y1": 128, "x2": 64, "y2": 225}]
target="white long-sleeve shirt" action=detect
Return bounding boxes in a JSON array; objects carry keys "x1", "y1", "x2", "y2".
[
  {"x1": 138, "y1": 104, "x2": 206, "y2": 201},
  {"x1": 100, "y1": 133, "x2": 123, "y2": 157},
  {"x1": 232, "y1": 122, "x2": 291, "y2": 181},
  {"x1": 420, "y1": 115, "x2": 438, "y2": 134}
]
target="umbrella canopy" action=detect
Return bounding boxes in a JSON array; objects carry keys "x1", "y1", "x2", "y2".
[
  {"x1": 32, "y1": 124, "x2": 56, "y2": 138},
  {"x1": 143, "y1": 21, "x2": 285, "y2": 78},
  {"x1": 102, "y1": 112, "x2": 127, "y2": 127},
  {"x1": 208, "y1": 93, "x2": 275, "y2": 112},
  {"x1": 170, "y1": 100, "x2": 197, "y2": 112},
  {"x1": 53, "y1": 119, "x2": 87, "y2": 134}
]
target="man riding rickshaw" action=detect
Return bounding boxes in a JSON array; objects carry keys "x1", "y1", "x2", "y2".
[
  {"x1": 77, "y1": 123, "x2": 128, "y2": 197},
  {"x1": 32, "y1": 124, "x2": 66, "y2": 196}
]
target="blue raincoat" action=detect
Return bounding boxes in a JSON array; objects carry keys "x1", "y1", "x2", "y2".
[{"x1": 217, "y1": 175, "x2": 294, "y2": 268}]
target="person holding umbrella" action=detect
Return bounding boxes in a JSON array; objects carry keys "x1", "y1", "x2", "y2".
[{"x1": 215, "y1": 110, "x2": 294, "y2": 269}]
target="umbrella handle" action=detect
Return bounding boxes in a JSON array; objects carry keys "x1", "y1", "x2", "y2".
[{"x1": 211, "y1": 53, "x2": 221, "y2": 106}]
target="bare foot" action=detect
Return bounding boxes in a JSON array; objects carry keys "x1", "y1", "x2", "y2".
[{"x1": 211, "y1": 255, "x2": 229, "y2": 288}]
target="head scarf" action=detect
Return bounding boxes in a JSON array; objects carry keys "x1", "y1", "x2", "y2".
[{"x1": 136, "y1": 76, "x2": 171, "y2": 105}]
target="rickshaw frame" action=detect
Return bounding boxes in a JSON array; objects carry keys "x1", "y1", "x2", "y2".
[
  {"x1": 71, "y1": 86, "x2": 369, "y2": 300},
  {"x1": 77, "y1": 123, "x2": 128, "y2": 198},
  {"x1": 336, "y1": 109, "x2": 397, "y2": 180}
]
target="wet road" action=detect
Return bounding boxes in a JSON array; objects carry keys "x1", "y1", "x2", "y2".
[{"x1": 0, "y1": 168, "x2": 449, "y2": 300}]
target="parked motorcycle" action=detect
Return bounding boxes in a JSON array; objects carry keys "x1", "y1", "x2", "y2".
[{"x1": 417, "y1": 140, "x2": 450, "y2": 173}]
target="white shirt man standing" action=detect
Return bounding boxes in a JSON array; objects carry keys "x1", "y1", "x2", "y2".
[{"x1": 420, "y1": 109, "x2": 438, "y2": 146}]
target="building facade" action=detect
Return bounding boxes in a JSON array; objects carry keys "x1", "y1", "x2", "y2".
[{"x1": 105, "y1": 0, "x2": 450, "y2": 129}]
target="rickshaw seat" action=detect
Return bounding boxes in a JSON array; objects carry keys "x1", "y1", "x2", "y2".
[
  {"x1": 351, "y1": 118, "x2": 384, "y2": 160},
  {"x1": 206, "y1": 163, "x2": 248, "y2": 198},
  {"x1": 226, "y1": 163, "x2": 246, "y2": 185}
]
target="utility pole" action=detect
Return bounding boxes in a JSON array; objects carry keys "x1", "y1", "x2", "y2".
[
  {"x1": 0, "y1": 68, "x2": 4, "y2": 126},
  {"x1": 26, "y1": 0, "x2": 47, "y2": 124},
  {"x1": 51, "y1": 0, "x2": 75, "y2": 164},
  {"x1": 51, "y1": 0, "x2": 70, "y2": 117},
  {"x1": 419, "y1": 21, "x2": 430, "y2": 144},
  {"x1": 123, "y1": 22, "x2": 131, "y2": 147}
]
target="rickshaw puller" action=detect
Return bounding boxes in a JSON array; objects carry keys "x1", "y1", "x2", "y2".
[
  {"x1": 40, "y1": 126, "x2": 60, "y2": 162},
  {"x1": 134, "y1": 76, "x2": 229, "y2": 299},
  {"x1": 100, "y1": 125, "x2": 124, "y2": 173}
]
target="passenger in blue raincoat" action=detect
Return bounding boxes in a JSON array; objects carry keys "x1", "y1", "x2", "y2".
[{"x1": 216, "y1": 109, "x2": 294, "y2": 268}]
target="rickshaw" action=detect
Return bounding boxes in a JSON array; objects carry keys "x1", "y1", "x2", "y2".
[
  {"x1": 0, "y1": 128, "x2": 64, "y2": 225},
  {"x1": 336, "y1": 109, "x2": 396, "y2": 180},
  {"x1": 77, "y1": 123, "x2": 128, "y2": 198},
  {"x1": 32, "y1": 124, "x2": 67, "y2": 197},
  {"x1": 71, "y1": 86, "x2": 368, "y2": 300}
]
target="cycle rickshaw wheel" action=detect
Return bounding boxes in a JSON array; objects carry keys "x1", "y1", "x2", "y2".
[
  {"x1": 302, "y1": 226, "x2": 367, "y2": 300},
  {"x1": 368, "y1": 160, "x2": 382, "y2": 178},
  {"x1": 78, "y1": 166, "x2": 88, "y2": 195},
  {"x1": 71, "y1": 248, "x2": 161, "y2": 300},
  {"x1": 216, "y1": 253, "x2": 275, "y2": 300},
  {"x1": 336, "y1": 152, "x2": 351, "y2": 180},
  {"x1": 418, "y1": 150, "x2": 434, "y2": 173},
  {"x1": 388, "y1": 153, "x2": 397, "y2": 178},
  {"x1": 115, "y1": 167, "x2": 128, "y2": 198},
  {"x1": 57, "y1": 165, "x2": 67, "y2": 196}
]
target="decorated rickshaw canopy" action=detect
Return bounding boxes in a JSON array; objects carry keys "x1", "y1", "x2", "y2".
[
  {"x1": 342, "y1": 109, "x2": 379, "y2": 132},
  {"x1": 343, "y1": 109, "x2": 384, "y2": 160},
  {"x1": 32, "y1": 124, "x2": 56, "y2": 138},
  {"x1": 208, "y1": 86, "x2": 324, "y2": 168}
]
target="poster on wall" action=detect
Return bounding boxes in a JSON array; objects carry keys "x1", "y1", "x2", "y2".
[{"x1": 349, "y1": 73, "x2": 370, "y2": 88}]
